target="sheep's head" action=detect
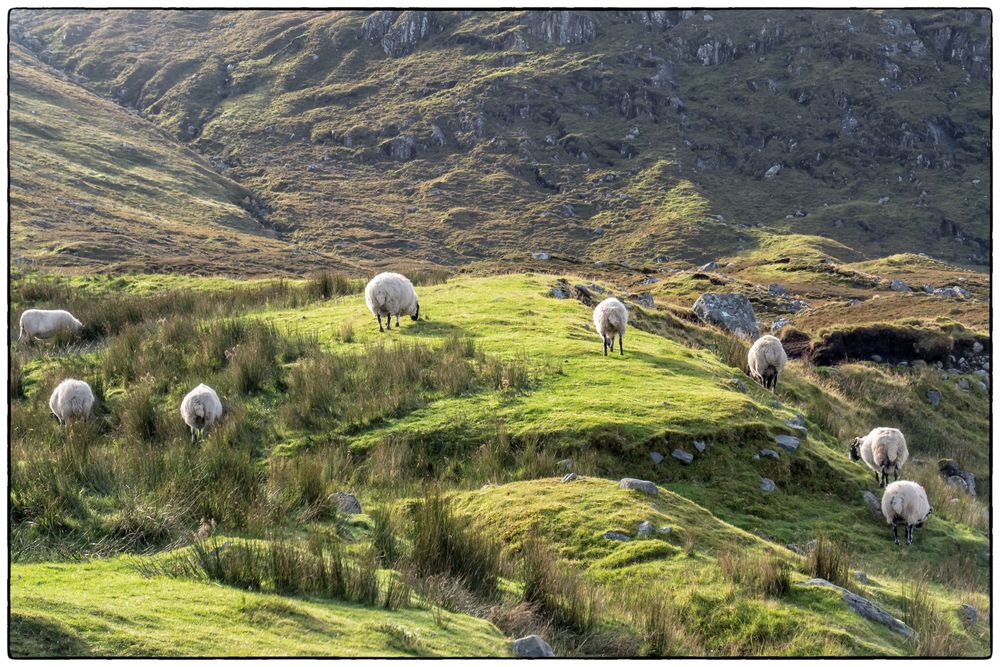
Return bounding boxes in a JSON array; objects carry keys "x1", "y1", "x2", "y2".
[
  {"x1": 848, "y1": 438, "x2": 862, "y2": 461},
  {"x1": 411, "y1": 302, "x2": 420, "y2": 321},
  {"x1": 72, "y1": 318, "x2": 84, "y2": 332}
]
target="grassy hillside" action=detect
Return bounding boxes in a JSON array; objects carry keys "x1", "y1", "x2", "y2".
[
  {"x1": 8, "y1": 9, "x2": 991, "y2": 271},
  {"x1": 9, "y1": 270, "x2": 989, "y2": 656}
]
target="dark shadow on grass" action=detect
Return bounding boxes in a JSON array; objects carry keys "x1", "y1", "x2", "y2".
[{"x1": 9, "y1": 613, "x2": 92, "y2": 657}]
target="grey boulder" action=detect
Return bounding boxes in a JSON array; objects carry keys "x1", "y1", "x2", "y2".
[
  {"x1": 619, "y1": 478, "x2": 658, "y2": 495},
  {"x1": 512, "y1": 635, "x2": 556, "y2": 658},
  {"x1": 692, "y1": 293, "x2": 760, "y2": 339}
]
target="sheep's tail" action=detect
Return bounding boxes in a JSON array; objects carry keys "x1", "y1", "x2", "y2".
[
  {"x1": 18, "y1": 322, "x2": 26, "y2": 342},
  {"x1": 69, "y1": 395, "x2": 85, "y2": 415},
  {"x1": 889, "y1": 492, "x2": 905, "y2": 518}
]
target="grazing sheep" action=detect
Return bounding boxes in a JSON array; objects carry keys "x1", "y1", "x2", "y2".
[
  {"x1": 849, "y1": 427, "x2": 909, "y2": 488},
  {"x1": 747, "y1": 334, "x2": 787, "y2": 390},
  {"x1": 593, "y1": 297, "x2": 629, "y2": 356},
  {"x1": 364, "y1": 272, "x2": 420, "y2": 332},
  {"x1": 180, "y1": 384, "x2": 223, "y2": 443},
  {"x1": 881, "y1": 480, "x2": 932, "y2": 545},
  {"x1": 49, "y1": 378, "x2": 95, "y2": 424},
  {"x1": 19, "y1": 309, "x2": 83, "y2": 343}
]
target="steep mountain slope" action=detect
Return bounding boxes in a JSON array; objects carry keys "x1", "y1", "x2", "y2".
[
  {"x1": 9, "y1": 9, "x2": 991, "y2": 272},
  {"x1": 8, "y1": 43, "x2": 336, "y2": 275}
]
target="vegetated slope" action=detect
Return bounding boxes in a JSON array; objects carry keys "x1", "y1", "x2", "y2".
[
  {"x1": 10, "y1": 557, "x2": 510, "y2": 657},
  {"x1": 9, "y1": 271, "x2": 989, "y2": 656},
  {"x1": 8, "y1": 42, "x2": 334, "y2": 275},
  {"x1": 9, "y1": 9, "x2": 991, "y2": 271}
]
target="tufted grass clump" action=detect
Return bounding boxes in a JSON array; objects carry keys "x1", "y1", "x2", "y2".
[
  {"x1": 806, "y1": 534, "x2": 850, "y2": 588},
  {"x1": 718, "y1": 548, "x2": 792, "y2": 598},
  {"x1": 521, "y1": 535, "x2": 603, "y2": 634},
  {"x1": 408, "y1": 488, "x2": 505, "y2": 597}
]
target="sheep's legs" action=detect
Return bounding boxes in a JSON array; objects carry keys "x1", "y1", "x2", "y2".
[
  {"x1": 377, "y1": 314, "x2": 384, "y2": 332},
  {"x1": 618, "y1": 333, "x2": 623, "y2": 356},
  {"x1": 905, "y1": 524, "x2": 914, "y2": 545},
  {"x1": 892, "y1": 522, "x2": 900, "y2": 545},
  {"x1": 603, "y1": 338, "x2": 608, "y2": 356},
  {"x1": 191, "y1": 428, "x2": 197, "y2": 444},
  {"x1": 395, "y1": 315, "x2": 400, "y2": 327}
]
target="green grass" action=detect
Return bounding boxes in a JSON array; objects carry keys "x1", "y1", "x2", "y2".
[
  {"x1": 10, "y1": 556, "x2": 510, "y2": 657},
  {"x1": 8, "y1": 270, "x2": 989, "y2": 656}
]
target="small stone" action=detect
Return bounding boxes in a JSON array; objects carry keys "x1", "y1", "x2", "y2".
[
  {"x1": 731, "y1": 377, "x2": 747, "y2": 392},
  {"x1": 972, "y1": 341, "x2": 984, "y2": 354},
  {"x1": 619, "y1": 478, "x2": 658, "y2": 495},
  {"x1": 862, "y1": 491, "x2": 883, "y2": 517},
  {"x1": 561, "y1": 472, "x2": 579, "y2": 483},
  {"x1": 603, "y1": 531, "x2": 632, "y2": 542},
  {"x1": 959, "y1": 471, "x2": 976, "y2": 497},
  {"x1": 671, "y1": 449, "x2": 694, "y2": 465},
  {"x1": 959, "y1": 604, "x2": 978, "y2": 624},
  {"x1": 771, "y1": 317, "x2": 793, "y2": 333},
  {"x1": 786, "y1": 544, "x2": 804, "y2": 555},
  {"x1": 856, "y1": 571, "x2": 870, "y2": 584},
  {"x1": 531, "y1": 252, "x2": 550, "y2": 261},
  {"x1": 976, "y1": 381, "x2": 988, "y2": 392},
  {"x1": 550, "y1": 287, "x2": 570, "y2": 299},
  {"x1": 774, "y1": 435, "x2": 800, "y2": 453},
  {"x1": 957, "y1": 379, "x2": 970, "y2": 391},
  {"x1": 890, "y1": 279, "x2": 912, "y2": 292},
  {"x1": 785, "y1": 413, "x2": 807, "y2": 431},
  {"x1": 760, "y1": 477, "x2": 776, "y2": 493},
  {"x1": 758, "y1": 448, "x2": 781, "y2": 460},
  {"x1": 329, "y1": 492, "x2": 361, "y2": 514},
  {"x1": 768, "y1": 284, "x2": 788, "y2": 296},
  {"x1": 513, "y1": 635, "x2": 556, "y2": 658},
  {"x1": 752, "y1": 454, "x2": 760, "y2": 461},
  {"x1": 650, "y1": 452, "x2": 664, "y2": 465},
  {"x1": 558, "y1": 458, "x2": 574, "y2": 470},
  {"x1": 307, "y1": 164, "x2": 320, "y2": 172},
  {"x1": 658, "y1": 526, "x2": 673, "y2": 534},
  {"x1": 692, "y1": 440, "x2": 706, "y2": 453},
  {"x1": 926, "y1": 390, "x2": 941, "y2": 406},
  {"x1": 870, "y1": 354, "x2": 883, "y2": 363},
  {"x1": 637, "y1": 520, "x2": 653, "y2": 536}
]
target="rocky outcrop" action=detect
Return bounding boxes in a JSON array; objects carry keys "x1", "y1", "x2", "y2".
[
  {"x1": 380, "y1": 135, "x2": 416, "y2": 160},
  {"x1": 692, "y1": 293, "x2": 760, "y2": 339},
  {"x1": 512, "y1": 635, "x2": 556, "y2": 657},
  {"x1": 797, "y1": 578, "x2": 914, "y2": 638},
  {"x1": 381, "y1": 11, "x2": 439, "y2": 57},
  {"x1": 910, "y1": 11, "x2": 991, "y2": 80},
  {"x1": 362, "y1": 10, "x2": 399, "y2": 43},
  {"x1": 525, "y1": 10, "x2": 598, "y2": 45}
]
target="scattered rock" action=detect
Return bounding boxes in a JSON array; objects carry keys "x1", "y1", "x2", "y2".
[
  {"x1": 380, "y1": 135, "x2": 416, "y2": 160},
  {"x1": 561, "y1": 472, "x2": 579, "y2": 483},
  {"x1": 786, "y1": 543, "x2": 804, "y2": 555},
  {"x1": 768, "y1": 284, "x2": 788, "y2": 296},
  {"x1": 957, "y1": 378, "x2": 970, "y2": 391},
  {"x1": 972, "y1": 341, "x2": 984, "y2": 354},
  {"x1": 692, "y1": 293, "x2": 760, "y2": 339},
  {"x1": 306, "y1": 164, "x2": 320, "y2": 172},
  {"x1": 959, "y1": 604, "x2": 978, "y2": 624},
  {"x1": 760, "y1": 477, "x2": 776, "y2": 493},
  {"x1": 785, "y1": 413, "x2": 807, "y2": 432},
  {"x1": 862, "y1": 491, "x2": 883, "y2": 517},
  {"x1": 550, "y1": 287, "x2": 570, "y2": 299},
  {"x1": 933, "y1": 286, "x2": 972, "y2": 299},
  {"x1": 650, "y1": 451, "x2": 664, "y2": 465},
  {"x1": 531, "y1": 252, "x2": 550, "y2": 261},
  {"x1": 878, "y1": 196, "x2": 890, "y2": 205},
  {"x1": 774, "y1": 434, "x2": 800, "y2": 453},
  {"x1": 926, "y1": 390, "x2": 941, "y2": 406},
  {"x1": 329, "y1": 492, "x2": 361, "y2": 514},
  {"x1": 731, "y1": 377, "x2": 747, "y2": 392},
  {"x1": 603, "y1": 530, "x2": 632, "y2": 542},
  {"x1": 692, "y1": 440, "x2": 706, "y2": 453},
  {"x1": 700, "y1": 262, "x2": 721, "y2": 271},
  {"x1": 870, "y1": 354, "x2": 883, "y2": 363},
  {"x1": 635, "y1": 293, "x2": 654, "y2": 308},
  {"x1": 758, "y1": 448, "x2": 781, "y2": 460},
  {"x1": 75, "y1": 203, "x2": 96, "y2": 213},
  {"x1": 855, "y1": 571, "x2": 870, "y2": 584},
  {"x1": 764, "y1": 163, "x2": 782, "y2": 179},
  {"x1": 619, "y1": 478, "x2": 658, "y2": 495},
  {"x1": 771, "y1": 317, "x2": 793, "y2": 333},
  {"x1": 976, "y1": 381, "x2": 988, "y2": 392},
  {"x1": 658, "y1": 526, "x2": 673, "y2": 534},
  {"x1": 558, "y1": 458, "x2": 574, "y2": 471},
  {"x1": 671, "y1": 449, "x2": 694, "y2": 465},
  {"x1": 947, "y1": 476, "x2": 969, "y2": 493},
  {"x1": 512, "y1": 635, "x2": 556, "y2": 658},
  {"x1": 797, "y1": 579, "x2": 913, "y2": 637},
  {"x1": 637, "y1": 520, "x2": 653, "y2": 536}
]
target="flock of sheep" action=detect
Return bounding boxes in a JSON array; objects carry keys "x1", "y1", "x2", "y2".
[{"x1": 19, "y1": 271, "x2": 933, "y2": 545}]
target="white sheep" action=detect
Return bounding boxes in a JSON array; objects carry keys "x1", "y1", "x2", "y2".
[
  {"x1": 19, "y1": 309, "x2": 83, "y2": 343},
  {"x1": 849, "y1": 427, "x2": 909, "y2": 488},
  {"x1": 747, "y1": 334, "x2": 787, "y2": 390},
  {"x1": 180, "y1": 383, "x2": 224, "y2": 443},
  {"x1": 593, "y1": 297, "x2": 628, "y2": 356},
  {"x1": 364, "y1": 272, "x2": 420, "y2": 332},
  {"x1": 881, "y1": 480, "x2": 932, "y2": 545},
  {"x1": 49, "y1": 378, "x2": 95, "y2": 424}
]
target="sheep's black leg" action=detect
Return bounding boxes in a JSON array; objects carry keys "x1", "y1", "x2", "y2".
[
  {"x1": 191, "y1": 428, "x2": 196, "y2": 444},
  {"x1": 603, "y1": 338, "x2": 608, "y2": 356},
  {"x1": 619, "y1": 333, "x2": 623, "y2": 356},
  {"x1": 396, "y1": 315, "x2": 400, "y2": 327},
  {"x1": 906, "y1": 525, "x2": 913, "y2": 545},
  {"x1": 386, "y1": 314, "x2": 392, "y2": 330},
  {"x1": 892, "y1": 523, "x2": 900, "y2": 545},
  {"x1": 378, "y1": 315, "x2": 384, "y2": 332}
]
